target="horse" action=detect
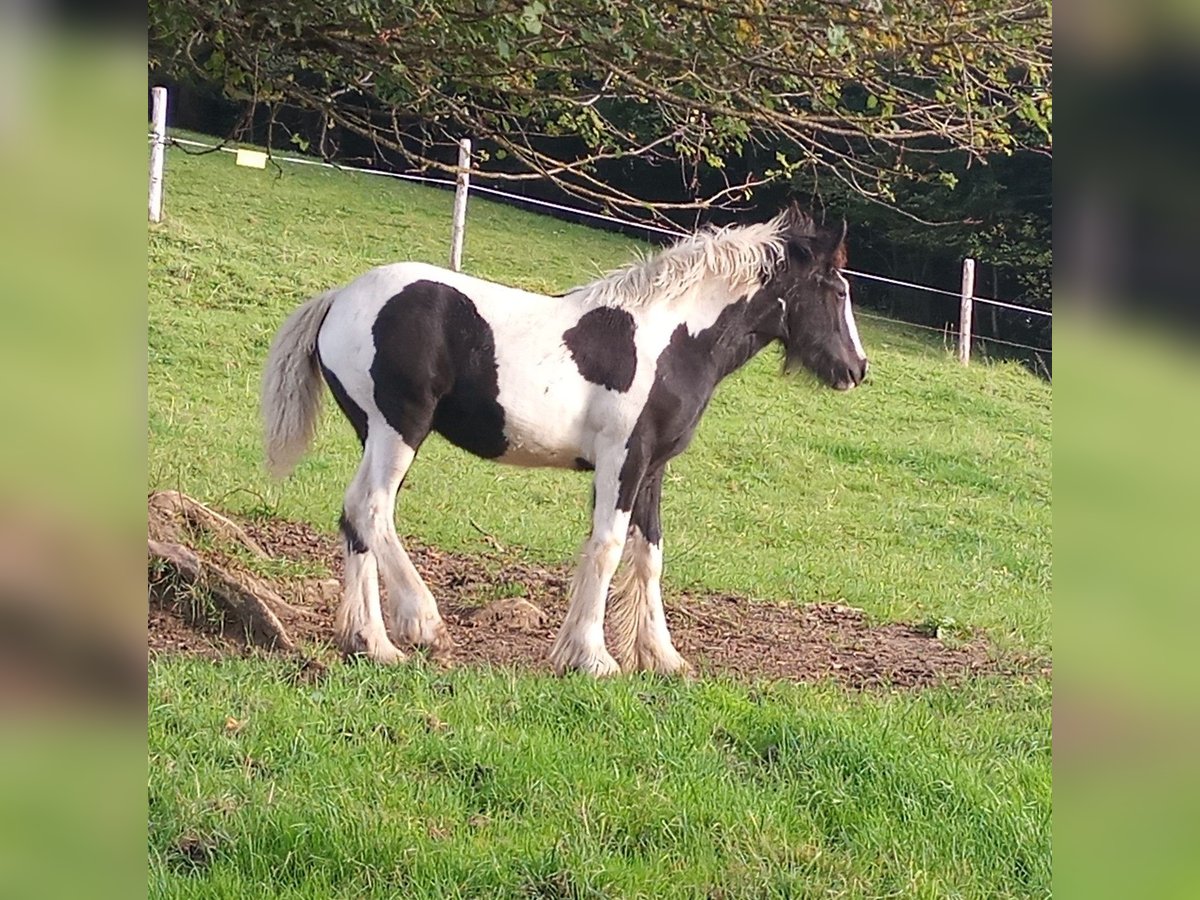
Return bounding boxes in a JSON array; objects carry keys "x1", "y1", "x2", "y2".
[{"x1": 261, "y1": 205, "x2": 868, "y2": 677}]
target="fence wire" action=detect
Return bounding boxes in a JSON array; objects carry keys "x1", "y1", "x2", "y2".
[
  {"x1": 845, "y1": 269, "x2": 1049, "y2": 318},
  {"x1": 856, "y1": 311, "x2": 1051, "y2": 355},
  {"x1": 154, "y1": 135, "x2": 1053, "y2": 354}
]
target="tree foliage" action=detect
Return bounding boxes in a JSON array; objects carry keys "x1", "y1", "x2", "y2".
[{"x1": 149, "y1": 0, "x2": 1051, "y2": 230}]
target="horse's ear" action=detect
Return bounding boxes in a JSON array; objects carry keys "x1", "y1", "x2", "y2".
[
  {"x1": 780, "y1": 203, "x2": 815, "y2": 235},
  {"x1": 817, "y1": 218, "x2": 848, "y2": 268},
  {"x1": 778, "y1": 204, "x2": 819, "y2": 265}
]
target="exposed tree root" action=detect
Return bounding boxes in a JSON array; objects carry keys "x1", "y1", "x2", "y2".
[
  {"x1": 149, "y1": 490, "x2": 268, "y2": 558},
  {"x1": 147, "y1": 491, "x2": 313, "y2": 654}
]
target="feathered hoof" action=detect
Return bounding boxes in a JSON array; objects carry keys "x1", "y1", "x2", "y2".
[
  {"x1": 393, "y1": 615, "x2": 456, "y2": 654},
  {"x1": 549, "y1": 639, "x2": 621, "y2": 678},
  {"x1": 636, "y1": 647, "x2": 696, "y2": 680},
  {"x1": 339, "y1": 629, "x2": 408, "y2": 665}
]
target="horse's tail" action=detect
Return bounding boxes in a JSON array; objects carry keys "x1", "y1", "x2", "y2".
[{"x1": 261, "y1": 289, "x2": 339, "y2": 479}]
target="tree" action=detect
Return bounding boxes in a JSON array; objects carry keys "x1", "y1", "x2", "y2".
[{"x1": 149, "y1": 0, "x2": 1052, "y2": 231}]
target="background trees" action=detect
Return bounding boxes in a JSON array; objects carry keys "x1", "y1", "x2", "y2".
[{"x1": 149, "y1": 0, "x2": 1052, "y2": 349}]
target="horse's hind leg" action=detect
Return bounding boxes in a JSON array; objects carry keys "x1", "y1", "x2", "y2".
[
  {"x1": 353, "y1": 426, "x2": 452, "y2": 653},
  {"x1": 609, "y1": 470, "x2": 693, "y2": 676},
  {"x1": 335, "y1": 454, "x2": 406, "y2": 664}
]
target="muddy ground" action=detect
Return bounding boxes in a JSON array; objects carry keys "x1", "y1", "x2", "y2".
[{"x1": 149, "y1": 513, "x2": 1041, "y2": 689}]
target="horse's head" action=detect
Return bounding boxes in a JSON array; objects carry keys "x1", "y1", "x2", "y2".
[{"x1": 764, "y1": 207, "x2": 869, "y2": 391}]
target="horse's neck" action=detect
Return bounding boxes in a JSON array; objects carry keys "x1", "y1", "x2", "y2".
[
  {"x1": 659, "y1": 283, "x2": 780, "y2": 385},
  {"x1": 710, "y1": 298, "x2": 778, "y2": 382}
]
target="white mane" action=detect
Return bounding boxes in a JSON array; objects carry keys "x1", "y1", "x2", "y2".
[{"x1": 564, "y1": 215, "x2": 789, "y2": 310}]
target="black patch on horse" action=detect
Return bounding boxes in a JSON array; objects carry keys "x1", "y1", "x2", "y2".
[
  {"x1": 630, "y1": 469, "x2": 664, "y2": 545},
  {"x1": 562, "y1": 306, "x2": 637, "y2": 392},
  {"x1": 320, "y1": 357, "x2": 369, "y2": 446},
  {"x1": 573, "y1": 457, "x2": 595, "y2": 471},
  {"x1": 371, "y1": 281, "x2": 509, "y2": 459},
  {"x1": 617, "y1": 294, "x2": 780, "y2": 510},
  {"x1": 339, "y1": 510, "x2": 368, "y2": 554}
]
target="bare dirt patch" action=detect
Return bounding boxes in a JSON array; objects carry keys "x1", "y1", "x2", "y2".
[{"x1": 148, "y1": 500, "x2": 1013, "y2": 689}]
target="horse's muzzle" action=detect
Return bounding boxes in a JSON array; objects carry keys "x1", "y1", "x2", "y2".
[{"x1": 833, "y1": 357, "x2": 869, "y2": 391}]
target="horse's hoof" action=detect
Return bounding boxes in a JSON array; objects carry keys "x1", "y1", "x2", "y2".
[
  {"x1": 644, "y1": 651, "x2": 696, "y2": 680},
  {"x1": 671, "y1": 658, "x2": 697, "y2": 680},
  {"x1": 339, "y1": 630, "x2": 408, "y2": 664},
  {"x1": 623, "y1": 641, "x2": 694, "y2": 679},
  {"x1": 549, "y1": 644, "x2": 621, "y2": 678},
  {"x1": 559, "y1": 657, "x2": 622, "y2": 678},
  {"x1": 341, "y1": 647, "x2": 408, "y2": 665},
  {"x1": 394, "y1": 615, "x2": 455, "y2": 653}
]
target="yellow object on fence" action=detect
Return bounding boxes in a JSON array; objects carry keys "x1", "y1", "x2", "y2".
[{"x1": 235, "y1": 149, "x2": 268, "y2": 169}]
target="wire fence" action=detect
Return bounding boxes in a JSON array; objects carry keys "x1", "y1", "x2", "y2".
[
  {"x1": 843, "y1": 269, "x2": 1050, "y2": 318},
  {"x1": 151, "y1": 123, "x2": 1052, "y2": 364},
  {"x1": 855, "y1": 310, "x2": 1051, "y2": 356}
]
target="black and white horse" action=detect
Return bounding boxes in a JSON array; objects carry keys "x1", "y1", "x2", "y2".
[{"x1": 261, "y1": 206, "x2": 868, "y2": 676}]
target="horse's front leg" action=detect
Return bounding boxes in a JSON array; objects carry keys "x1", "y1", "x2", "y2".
[
  {"x1": 549, "y1": 461, "x2": 634, "y2": 677},
  {"x1": 609, "y1": 469, "x2": 693, "y2": 677}
]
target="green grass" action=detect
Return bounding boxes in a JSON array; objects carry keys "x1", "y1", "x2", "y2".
[
  {"x1": 150, "y1": 657, "x2": 1050, "y2": 899},
  {"x1": 148, "y1": 134, "x2": 1052, "y2": 897}
]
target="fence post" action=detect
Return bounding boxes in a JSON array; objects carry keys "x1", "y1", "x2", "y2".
[
  {"x1": 450, "y1": 138, "x2": 471, "y2": 271},
  {"x1": 148, "y1": 86, "x2": 168, "y2": 223},
  {"x1": 958, "y1": 257, "x2": 976, "y2": 365}
]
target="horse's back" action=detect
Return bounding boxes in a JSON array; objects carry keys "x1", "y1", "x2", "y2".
[
  {"x1": 331, "y1": 262, "x2": 545, "y2": 316},
  {"x1": 319, "y1": 261, "x2": 538, "y2": 353},
  {"x1": 316, "y1": 261, "x2": 598, "y2": 466}
]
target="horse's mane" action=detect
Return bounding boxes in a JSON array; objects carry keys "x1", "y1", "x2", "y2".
[{"x1": 564, "y1": 215, "x2": 791, "y2": 310}]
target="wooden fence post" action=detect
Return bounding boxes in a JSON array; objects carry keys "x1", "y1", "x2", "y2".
[
  {"x1": 450, "y1": 138, "x2": 472, "y2": 271},
  {"x1": 148, "y1": 86, "x2": 168, "y2": 223},
  {"x1": 958, "y1": 257, "x2": 976, "y2": 365}
]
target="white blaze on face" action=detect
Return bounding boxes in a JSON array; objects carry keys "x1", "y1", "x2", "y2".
[{"x1": 837, "y1": 272, "x2": 866, "y2": 361}]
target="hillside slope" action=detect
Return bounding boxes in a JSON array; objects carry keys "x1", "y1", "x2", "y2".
[{"x1": 148, "y1": 135, "x2": 1051, "y2": 654}]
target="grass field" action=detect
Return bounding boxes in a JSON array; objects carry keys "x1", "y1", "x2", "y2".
[{"x1": 147, "y1": 135, "x2": 1052, "y2": 898}]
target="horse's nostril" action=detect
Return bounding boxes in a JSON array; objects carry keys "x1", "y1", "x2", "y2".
[{"x1": 860, "y1": 358, "x2": 870, "y2": 381}]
